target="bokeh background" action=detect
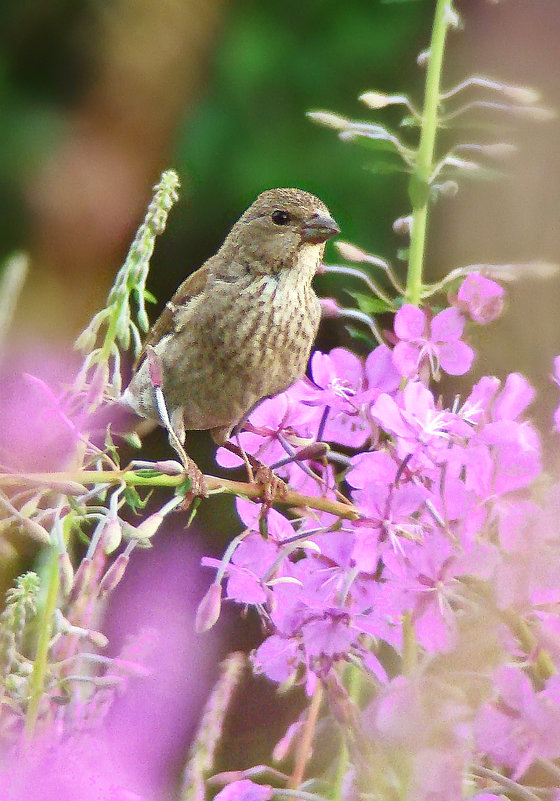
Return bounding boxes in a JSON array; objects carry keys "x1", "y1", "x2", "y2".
[{"x1": 2, "y1": 0, "x2": 560, "y2": 794}]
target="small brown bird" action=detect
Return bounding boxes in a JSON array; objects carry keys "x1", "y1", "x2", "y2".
[{"x1": 121, "y1": 187, "x2": 339, "y2": 493}]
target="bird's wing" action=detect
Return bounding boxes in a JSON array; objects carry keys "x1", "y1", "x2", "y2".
[{"x1": 135, "y1": 262, "x2": 211, "y2": 368}]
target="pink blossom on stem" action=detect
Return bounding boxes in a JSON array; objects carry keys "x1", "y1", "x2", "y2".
[
  {"x1": 392, "y1": 305, "x2": 474, "y2": 379},
  {"x1": 454, "y1": 273, "x2": 505, "y2": 324}
]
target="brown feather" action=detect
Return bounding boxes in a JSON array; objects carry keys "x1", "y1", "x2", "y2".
[{"x1": 135, "y1": 262, "x2": 212, "y2": 367}]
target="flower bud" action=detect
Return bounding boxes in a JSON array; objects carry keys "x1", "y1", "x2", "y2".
[
  {"x1": 319, "y1": 298, "x2": 341, "y2": 318},
  {"x1": 99, "y1": 554, "x2": 129, "y2": 596},
  {"x1": 129, "y1": 513, "x2": 164, "y2": 542},
  {"x1": 103, "y1": 519, "x2": 122, "y2": 554},
  {"x1": 359, "y1": 91, "x2": 392, "y2": 109},
  {"x1": 393, "y1": 215, "x2": 412, "y2": 236},
  {"x1": 335, "y1": 241, "x2": 367, "y2": 262},
  {"x1": 195, "y1": 583, "x2": 222, "y2": 633},
  {"x1": 58, "y1": 552, "x2": 74, "y2": 597},
  {"x1": 306, "y1": 111, "x2": 350, "y2": 130}
]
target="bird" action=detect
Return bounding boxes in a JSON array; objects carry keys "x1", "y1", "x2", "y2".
[{"x1": 120, "y1": 187, "x2": 339, "y2": 496}]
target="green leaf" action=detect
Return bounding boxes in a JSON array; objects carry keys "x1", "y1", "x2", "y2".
[
  {"x1": 365, "y1": 158, "x2": 411, "y2": 176},
  {"x1": 400, "y1": 115, "x2": 421, "y2": 128},
  {"x1": 134, "y1": 468, "x2": 164, "y2": 479},
  {"x1": 185, "y1": 496, "x2": 202, "y2": 527},
  {"x1": 143, "y1": 289, "x2": 158, "y2": 304},
  {"x1": 344, "y1": 325, "x2": 375, "y2": 347},
  {"x1": 176, "y1": 476, "x2": 193, "y2": 496},
  {"x1": 348, "y1": 135, "x2": 403, "y2": 154},
  {"x1": 344, "y1": 289, "x2": 393, "y2": 315},
  {"x1": 124, "y1": 486, "x2": 152, "y2": 513},
  {"x1": 123, "y1": 432, "x2": 143, "y2": 449}
]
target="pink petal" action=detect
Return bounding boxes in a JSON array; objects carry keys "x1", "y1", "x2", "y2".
[
  {"x1": 392, "y1": 341, "x2": 421, "y2": 377},
  {"x1": 438, "y1": 340, "x2": 474, "y2": 375},
  {"x1": 370, "y1": 393, "x2": 410, "y2": 439},
  {"x1": 330, "y1": 347, "x2": 365, "y2": 387},
  {"x1": 430, "y1": 306, "x2": 465, "y2": 342},
  {"x1": 494, "y1": 372, "x2": 534, "y2": 420},
  {"x1": 394, "y1": 304, "x2": 426, "y2": 340},
  {"x1": 309, "y1": 350, "x2": 337, "y2": 388},
  {"x1": 365, "y1": 344, "x2": 401, "y2": 392}
]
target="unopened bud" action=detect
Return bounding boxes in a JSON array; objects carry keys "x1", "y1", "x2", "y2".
[
  {"x1": 129, "y1": 513, "x2": 164, "y2": 541},
  {"x1": 320, "y1": 298, "x2": 341, "y2": 318},
  {"x1": 99, "y1": 554, "x2": 129, "y2": 596},
  {"x1": 295, "y1": 442, "x2": 329, "y2": 461},
  {"x1": 74, "y1": 327, "x2": 97, "y2": 353},
  {"x1": 58, "y1": 552, "x2": 74, "y2": 597},
  {"x1": 123, "y1": 431, "x2": 142, "y2": 449},
  {"x1": 87, "y1": 630, "x2": 109, "y2": 649},
  {"x1": 137, "y1": 307, "x2": 150, "y2": 333},
  {"x1": 154, "y1": 459, "x2": 184, "y2": 475},
  {"x1": 444, "y1": 5, "x2": 462, "y2": 29},
  {"x1": 103, "y1": 519, "x2": 122, "y2": 554},
  {"x1": 195, "y1": 583, "x2": 222, "y2": 633},
  {"x1": 335, "y1": 241, "x2": 367, "y2": 262},
  {"x1": 503, "y1": 85, "x2": 541, "y2": 105},
  {"x1": 480, "y1": 143, "x2": 517, "y2": 158},
  {"x1": 393, "y1": 215, "x2": 412, "y2": 236},
  {"x1": 307, "y1": 111, "x2": 350, "y2": 130},
  {"x1": 437, "y1": 180, "x2": 459, "y2": 198},
  {"x1": 71, "y1": 557, "x2": 93, "y2": 597},
  {"x1": 359, "y1": 91, "x2": 391, "y2": 109},
  {"x1": 417, "y1": 49, "x2": 430, "y2": 68}
]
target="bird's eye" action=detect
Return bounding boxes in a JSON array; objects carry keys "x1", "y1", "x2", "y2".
[{"x1": 271, "y1": 209, "x2": 291, "y2": 226}]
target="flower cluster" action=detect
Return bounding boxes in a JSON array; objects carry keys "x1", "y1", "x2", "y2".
[{"x1": 202, "y1": 274, "x2": 560, "y2": 801}]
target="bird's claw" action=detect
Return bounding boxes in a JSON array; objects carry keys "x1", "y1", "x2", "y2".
[
  {"x1": 180, "y1": 459, "x2": 209, "y2": 509},
  {"x1": 254, "y1": 465, "x2": 288, "y2": 506}
]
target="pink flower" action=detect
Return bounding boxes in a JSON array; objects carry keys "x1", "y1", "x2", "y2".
[
  {"x1": 215, "y1": 391, "x2": 317, "y2": 471},
  {"x1": 392, "y1": 305, "x2": 474, "y2": 379},
  {"x1": 293, "y1": 347, "x2": 370, "y2": 447},
  {"x1": 454, "y1": 273, "x2": 505, "y2": 324},
  {"x1": 474, "y1": 667, "x2": 560, "y2": 778},
  {"x1": 370, "y1": 381, "x2": 473, "y2": 468}
]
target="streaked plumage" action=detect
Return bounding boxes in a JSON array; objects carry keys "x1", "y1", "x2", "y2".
[{"x1": 122, "y1": 188, "x2": 339, "y2": 445}]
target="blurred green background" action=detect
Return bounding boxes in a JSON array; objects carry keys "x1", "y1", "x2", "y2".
[{"x1": 2, "y1": 0, "x2": 560, "y2": 786}]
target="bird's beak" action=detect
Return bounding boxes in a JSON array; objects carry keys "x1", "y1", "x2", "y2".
[{"x1": 302, "y1": 211, "x2": 340, "y2": 244}]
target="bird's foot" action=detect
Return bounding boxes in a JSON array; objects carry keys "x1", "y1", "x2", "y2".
[
  {"x1": 220, "y1": 440, "x2": 288, "y2": 506},
  {"x1": 180, "y1": 458, "x2": 209, "y2": 509},
  {"x1": 254, "y1": 464, "x2": 288, "y2": 506}
]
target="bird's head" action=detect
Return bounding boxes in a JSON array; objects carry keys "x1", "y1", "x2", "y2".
[{"x1": 224, "y1": 187, "x2": 339, "y2": 276}]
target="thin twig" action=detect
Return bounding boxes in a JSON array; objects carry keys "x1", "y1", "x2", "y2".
[{"x1": 0, "y1": 469, "x2": 359, "y2": 519}]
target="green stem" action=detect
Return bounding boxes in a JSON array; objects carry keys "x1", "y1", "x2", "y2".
[
  {"x1": 406, "y1": 0, "x2": 452, "y2": 305},
  {"x1": 24, "y1": 516, "x2": 72, "y2": 739},
  {"x1": 0, "y1": 469, "x2": 359, "y2": 519}
]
